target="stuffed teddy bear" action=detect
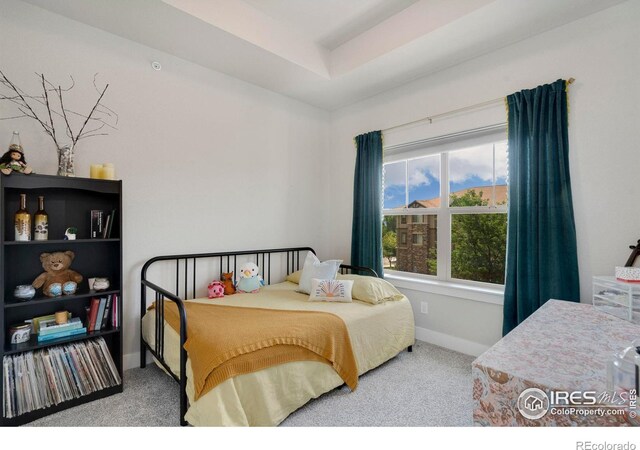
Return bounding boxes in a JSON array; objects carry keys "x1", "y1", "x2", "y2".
[
  {"x1": 207, "y1": 280, "x2": 224, "y2": 299},
  {"x1": 32, "y1": 251, "x2": 83, "y2": 297},
  {"x1": 236, "y1": 262, "x2": 264, "y2": 293},
  {"x1": 222, "y1": 272, "x2": 236, "y2": 295}
]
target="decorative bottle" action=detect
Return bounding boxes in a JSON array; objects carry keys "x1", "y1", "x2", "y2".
[
  {"x1": 14, "y1": 193, "x2": 31, "y2": 241},
  {"x1": 34, "y1": 196, "x2": 48, "y2": 241},
  {"x1": 9, "y1": 131, "x2": 22, "y2": 152}
]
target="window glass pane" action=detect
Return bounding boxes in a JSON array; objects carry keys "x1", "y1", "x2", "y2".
[
  {"x1": 383, "y1": 215, "x2": 437, "y2": 276},
  {"x1": 494, "y1": 141, "x2": 508, "y2": 206},
  {"x1": 408, "y1": 155, "x2": 440, "y2": 208},
  {"x1": 451, "y1": 213, "x2": 507, "y2": 284},
  {"x1": 383, "y1": 161, "x2": 407, "y2": 209},
  {"x1": 449, "y1": 144, "x2": 494, "y2": 207}
]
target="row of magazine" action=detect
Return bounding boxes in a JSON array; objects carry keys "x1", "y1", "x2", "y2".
[{"x1": 2, "y1": 337, "x2": 121, "y2": 419}]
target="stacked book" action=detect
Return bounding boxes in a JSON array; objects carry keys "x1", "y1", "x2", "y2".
[
  {"x1": 2, "y1": 338, "x2": 121, "y2": 419},
  {"x1": 38, "y1": 317, "x2": 86, "y2": 343}
]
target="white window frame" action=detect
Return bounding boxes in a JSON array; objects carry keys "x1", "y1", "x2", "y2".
[{"x1": 382, "y1": 125, "x2": 508, "y2": 294}]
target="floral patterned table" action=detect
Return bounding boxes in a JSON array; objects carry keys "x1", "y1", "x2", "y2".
[{"x1": 473, "y1": 300, "x2": 640, "y2": 426}]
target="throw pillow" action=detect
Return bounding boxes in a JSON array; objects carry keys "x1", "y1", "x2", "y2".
[
  {"x1": 297, "y1": 252, "x2": 342, "y2": 294},
  {"x1": 309, "y1": 279, "x2": 353, "y2": 303},
  {"x1": 285, "y1": 270, "x2": 302, "y2": 284},
  {"x1": 336, "y1": 274, "x2": 405, "y2": 304}
]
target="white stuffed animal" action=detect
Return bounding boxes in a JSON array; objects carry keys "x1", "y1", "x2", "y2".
[{"x1": 236, "y1": 262, "x2": 264, "y2": 293}]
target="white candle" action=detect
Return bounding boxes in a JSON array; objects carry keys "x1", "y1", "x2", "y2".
[
  {"x1": 101, "y1": 165, "x2": 115, "y2": 180},
  {"x1": 90, "y1": 164, "x2": 102, "y2": 179}
]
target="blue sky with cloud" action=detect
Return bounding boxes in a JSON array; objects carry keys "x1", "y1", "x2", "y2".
[{"x1": 384, "y1": 142, "x2": 507, "y2": 209}]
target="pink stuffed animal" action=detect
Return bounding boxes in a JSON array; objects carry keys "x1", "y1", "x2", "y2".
[{"x1": 207, "y1": 280, "x2": 225, "y2": 299}]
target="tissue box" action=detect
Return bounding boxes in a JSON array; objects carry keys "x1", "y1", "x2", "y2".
[{"x1": 615, "y1": 266, "x2": 640, "y2": 282}]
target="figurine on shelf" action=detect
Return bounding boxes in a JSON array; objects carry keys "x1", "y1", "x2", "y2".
[
  {"x1": 0, "y1": 132, "x2": 33, "y2": 176},
  {"x1": 64, "y1": 227, "x2": 77, "y2": 240},
  {"x1": 92, "y1": 277, "x2": 110, "y2": 291},
  {"x1": 13, "y1": 284, "x2": 36, "y2": 301}
]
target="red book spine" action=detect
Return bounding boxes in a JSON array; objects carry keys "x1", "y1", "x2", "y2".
[{"x1": 88, "y1": 298, "x2": 100, "y2": 332}]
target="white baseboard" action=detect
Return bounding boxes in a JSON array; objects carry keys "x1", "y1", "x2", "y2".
[
  {"x1": 123, "y1": 352, "x2": 140, "y2": 371},
  {"x1": 415, "y1": 326, "x2": 490, "y2": 357}
]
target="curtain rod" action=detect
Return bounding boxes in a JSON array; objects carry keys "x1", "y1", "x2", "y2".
[{"x1": 382, "y1": 78, "x2": 575, "y2": 134}]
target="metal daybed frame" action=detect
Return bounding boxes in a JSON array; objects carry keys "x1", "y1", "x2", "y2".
[{"x1": 140, "y1": 246, "x2": 406, "y2": 426}]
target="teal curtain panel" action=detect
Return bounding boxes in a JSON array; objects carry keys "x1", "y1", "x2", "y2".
[
  {"x1": 502, "y1": 79, "x2": 580, "y2": 335},
  {"x1": 351, "y1": 130, "x2": 384, "y2": 277}
]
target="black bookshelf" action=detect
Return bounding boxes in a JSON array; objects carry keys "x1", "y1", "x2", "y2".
[{"x1": 1, "y1": 173, "x2": 123, "y2": 425}]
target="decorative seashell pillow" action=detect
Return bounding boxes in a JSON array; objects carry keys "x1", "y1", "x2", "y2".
[{"x1": 309, "y1": 278, "x2": 354, "y2": 303}]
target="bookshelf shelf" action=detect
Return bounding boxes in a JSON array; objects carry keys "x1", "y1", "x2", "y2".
[
  {"x1": 1, "y1": 174, "x2": 123, "y2": 426},
  {"x1": 4, "y1": 289, "x2": 120, "y2": 309},
  {"x1": 4, "y1": 328, "x2": 121, "y2": 355},
  {"x1": 2, "y1": 384, "x2": 123, "y2": 427},
  {"x1": 4, "y1": 238, "x2": 120, "y2": 246}
]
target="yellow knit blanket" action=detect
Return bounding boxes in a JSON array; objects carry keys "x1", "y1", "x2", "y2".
[{"x1": 156, "y1": 301, "x2": 358, "y2": 400}]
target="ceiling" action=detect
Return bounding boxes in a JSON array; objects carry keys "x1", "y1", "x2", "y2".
[
  {"x1": 242, "y1": 0, "x2": 420, "y2": 50},
  {"x1": 21, "y1": 0, "x2": 627, "y2": 110}
]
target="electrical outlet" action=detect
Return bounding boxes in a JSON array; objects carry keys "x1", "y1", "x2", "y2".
[{"x1": 420, "y1": 302, "x2": 428, "y2": 314}]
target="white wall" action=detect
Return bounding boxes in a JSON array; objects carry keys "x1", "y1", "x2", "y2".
[
  {"x1": 0, "y1": 0, "x2": 331, "y2": 367},
  {"x1": 329, "y1": 1, "x2": 640, "y2": 353},
  {"x1": 2, "y1": 1, "x2": 638, "y2": 362}
]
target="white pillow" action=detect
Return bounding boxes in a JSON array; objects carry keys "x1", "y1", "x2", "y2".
[
  {"x1": 309, "y1": 278, "x2": 353, "y2": 303},
  {"x1": 297, "y1": 252, "x2": 342, "y2": 294},
  {"x1": 336, "y1": 274, "x2": 406, "y2": 304}
]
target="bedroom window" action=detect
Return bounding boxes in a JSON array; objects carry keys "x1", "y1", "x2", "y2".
[{"x1": 382, "y1": 137, "x2": 507, "y2": 286}]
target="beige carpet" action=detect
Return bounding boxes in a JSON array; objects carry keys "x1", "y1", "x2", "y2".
[{"x1": 26, "y1": 341, "x2": 475, "y2": 427}]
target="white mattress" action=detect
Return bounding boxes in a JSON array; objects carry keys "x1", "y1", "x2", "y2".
[{"x1": 141, "y1": 281, "x2": 415, "y2": 426}]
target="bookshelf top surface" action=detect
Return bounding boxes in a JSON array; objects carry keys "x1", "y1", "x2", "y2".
[{"x1": 1, "y1": 173, "x2": 121, "y2": 194}]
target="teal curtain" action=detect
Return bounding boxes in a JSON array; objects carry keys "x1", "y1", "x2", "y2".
[
  {"x1": 351, "y1": 130, "x2": 383, "y2": 277},
  {"x1": 502, "y1": 79, "x2": 579, "y2": 335}
]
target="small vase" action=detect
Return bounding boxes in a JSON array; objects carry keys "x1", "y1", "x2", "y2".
[{"x1": 57, "y1": 144, "x2": 75, "y2": 177}]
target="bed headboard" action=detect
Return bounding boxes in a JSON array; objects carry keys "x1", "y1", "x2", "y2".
[{"x1": 141, "y1": 247, "x2": 378, "y2": 302}]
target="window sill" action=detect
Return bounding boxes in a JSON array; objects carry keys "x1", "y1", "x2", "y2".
[{"x1": 384, "y1": 273, "x2": 504, "y2": 305}]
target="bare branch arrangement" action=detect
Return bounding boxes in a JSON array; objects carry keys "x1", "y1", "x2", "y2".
[{"x1": 0, "y1": 69, "x2": 118, "y2": 149}]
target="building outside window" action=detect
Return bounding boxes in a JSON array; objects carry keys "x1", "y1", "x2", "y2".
[{"x1": 382, "y1": 134, "x2": 508, "y2": 285}]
